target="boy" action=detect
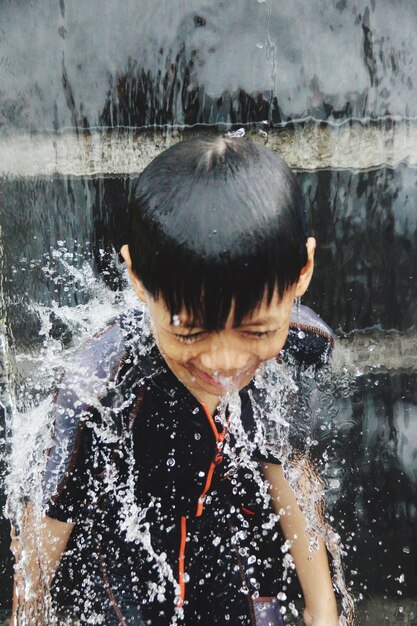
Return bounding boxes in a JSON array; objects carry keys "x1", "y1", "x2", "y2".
[{"x1": 10, "y1": 137, "x2": 340, "y2": 625}]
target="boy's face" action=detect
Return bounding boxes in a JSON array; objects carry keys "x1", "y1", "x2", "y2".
[
  {"x1": 145, "y1": 288, "x2": 296, "y2": 413},
  {"x1": 121, "y1": 239, "x2": 315, "y2": 414}
]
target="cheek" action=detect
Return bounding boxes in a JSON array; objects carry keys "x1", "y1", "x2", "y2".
[
  {"x1": 257, "y1": 333, "x2": 289, "y2": 361},
  {"x1": 157, "y1": 336, "x2": 197, "y2": 363}
]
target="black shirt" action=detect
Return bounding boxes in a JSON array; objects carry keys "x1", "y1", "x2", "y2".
[{"x1": 42, "y1": 304, "x2": 333, "y2": 538}]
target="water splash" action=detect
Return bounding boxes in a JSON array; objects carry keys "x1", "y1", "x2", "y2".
[
  {"x1": 4, "y1": 246, "x2": 355, "y2": 624},
  {"x1": 214, "y1": 362, "x2": 356, "y2": 624}
]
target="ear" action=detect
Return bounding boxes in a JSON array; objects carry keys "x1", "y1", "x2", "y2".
[
  {"x1": 295, "y1": 237, "x2": 315, "y2": 297},
  {"x1": 120, "y1": 244, "x2": 148, "y2": 303}
]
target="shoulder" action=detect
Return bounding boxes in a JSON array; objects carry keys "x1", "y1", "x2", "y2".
[
  {"x1": 43, "y1": 310, "x2": 147, "y2": 506},
  {"x1": 55, "y1": 308, "x2": 146, "y2": 408},
  {"x1": 280, "y1": 304, "x2": 334, "y2": 372}
]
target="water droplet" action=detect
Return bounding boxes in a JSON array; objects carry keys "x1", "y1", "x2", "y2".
[
  {"x1": 225, "y1": 127, "x2": 245, "y2": 138},
  {"x1": 297, "y1": 330, "x2": 306, "y2": 339},
  {"x1": 166, "y1": 457, "x2": 175, "y2": 467},
  {"x1": 194, "y1": 432, "x2": 201, "y2": 440}
]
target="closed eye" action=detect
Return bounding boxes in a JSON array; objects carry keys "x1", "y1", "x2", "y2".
[
  {"x1": 173, "y1": 331, "x2": 207, "y2": 344},
  {"x1": 244, "y1": 329, "x2": 277, "y2": 339}
]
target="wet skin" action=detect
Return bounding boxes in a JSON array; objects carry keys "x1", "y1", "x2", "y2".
[
  {"x1": 120, "y1": 239, "x2": 315, "y2": 414},
  {"x1": 146, "y1": 289, "x2": 297, "y2": 414}
]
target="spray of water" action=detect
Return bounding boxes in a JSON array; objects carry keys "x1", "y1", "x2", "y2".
[{"x1": 4, "y1": 247, "x2": 355, "y2": 624}]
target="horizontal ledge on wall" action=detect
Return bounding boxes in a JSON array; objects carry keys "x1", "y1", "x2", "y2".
[
  {"x1": 1, "y1": 122, "x2": 417, "y2": 177},
  {"x1": 335, "y1": 328, "x2": 417, "y2": 375}
]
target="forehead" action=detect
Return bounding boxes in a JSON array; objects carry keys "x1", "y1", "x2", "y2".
[{"x1": 152, "y1": 288, "x2": 295, "y2": 328}]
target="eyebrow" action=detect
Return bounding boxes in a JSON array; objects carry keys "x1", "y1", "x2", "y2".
[
  {"x1": 171, "y1": 317, "x2": 281, "y2": 329},
  {"x1": 239, "y1": 318, "x2": 281, "y2": 328},
  {"x1": 170, "y1": 318, "x2": 204, "y2": 329},
  {"x1": 180, "y1": 322, "x2": 204, "y2": 330}
]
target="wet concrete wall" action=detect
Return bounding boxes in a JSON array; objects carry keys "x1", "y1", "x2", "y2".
[
  {"x1": 1, "y1": 0, "x2": 417, "y2": 130},
  {"x1": 1, "y1": 1, "x2": 416, "y2": 623}
]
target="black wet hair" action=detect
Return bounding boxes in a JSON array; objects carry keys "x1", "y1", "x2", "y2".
[{"x1": 128, "y1": 136, "x2": 307, "y2": 331}]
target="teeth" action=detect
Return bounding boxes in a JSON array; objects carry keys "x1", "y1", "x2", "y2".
[{"x1": 211, "y1": 371, "x2": 239, "y2": 390}]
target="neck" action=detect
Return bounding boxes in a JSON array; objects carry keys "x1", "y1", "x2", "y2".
[{"x1": 200, "y1": 395, "x2": 220, "y2": 416}]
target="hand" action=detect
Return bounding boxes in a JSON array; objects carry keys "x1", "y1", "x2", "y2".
[{"x1": 303, "y1": 606, "x2": 339, "y2": 626}]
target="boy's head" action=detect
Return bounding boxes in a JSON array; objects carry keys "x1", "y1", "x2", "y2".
[
  {"x1": 121, "y1": 137, "x2": 315, "y2": 407},
  {"x1": 124, "y1": 136, "x2": 311, "y2": 331}
]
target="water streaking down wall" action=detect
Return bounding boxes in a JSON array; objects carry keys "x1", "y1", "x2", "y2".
[{"x1": 0, "y1": 122, "x2": 417, "y2": 178}]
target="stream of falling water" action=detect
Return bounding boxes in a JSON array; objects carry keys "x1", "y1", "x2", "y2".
[{"x1": 4, "y1": 246, "x2": 355, "y2": 625}]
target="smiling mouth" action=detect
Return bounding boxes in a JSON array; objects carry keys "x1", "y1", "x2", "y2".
[{"x1": 190, "y1": 365, "x2": 254, "y2": 390}]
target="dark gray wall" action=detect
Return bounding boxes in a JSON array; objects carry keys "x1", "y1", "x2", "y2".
[
  {"x1": 0, "y1": 0, "x2": 416, "y2": 131},
  {"x1": 1, "y1": 1, "x2": 416, "y2": 622}
]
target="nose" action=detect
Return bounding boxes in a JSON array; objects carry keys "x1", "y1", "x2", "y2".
[{"x1": 199, "y1": 342, "x2": 251, "y2": 373}]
